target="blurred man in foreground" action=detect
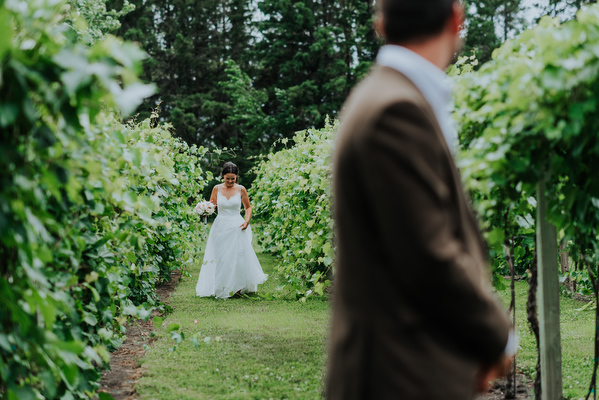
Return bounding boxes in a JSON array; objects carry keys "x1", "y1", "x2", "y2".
[{"x1": 327, "y1": 1, "x2": 514, "y2": 399}]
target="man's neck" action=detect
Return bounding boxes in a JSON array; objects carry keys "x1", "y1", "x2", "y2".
[{"x1": 395, "y1": 38, "x2": 454, "y2": 71}]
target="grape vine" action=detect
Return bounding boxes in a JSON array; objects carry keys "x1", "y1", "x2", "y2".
[
  {"x1": 251, "y1": 121, "x2": 336, "y2": 298},
  {"x1": 454, "y1": 6, "x2": 599, "y2": 398},
  {"x1": 0, "y1": 2, "x2": 211, "y2": 398}
]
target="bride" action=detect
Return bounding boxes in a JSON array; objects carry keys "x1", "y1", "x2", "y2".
[{"x1": 196, "y1": 162, "x2": 267, "y2": 298}]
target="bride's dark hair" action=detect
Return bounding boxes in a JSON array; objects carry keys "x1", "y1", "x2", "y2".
[{"x1": 221, "y1": 162, "x2": 239, "y2": 178}]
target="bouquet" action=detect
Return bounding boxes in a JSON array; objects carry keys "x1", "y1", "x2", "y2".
[{"x1": 194, "y1": 200, "x2": 215, "y2": 224}]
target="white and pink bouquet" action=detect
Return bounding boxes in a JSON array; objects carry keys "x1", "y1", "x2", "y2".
[{"x1": 194, "y1": 200, "x2": 215, "y2": 223}]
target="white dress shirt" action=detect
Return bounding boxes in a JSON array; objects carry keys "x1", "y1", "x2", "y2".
[{"x1": 376, "y1": 45, "x2": 458, "y2": 153}]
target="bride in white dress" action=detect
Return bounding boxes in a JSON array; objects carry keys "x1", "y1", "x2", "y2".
[{"x1": 196, "y1": 162, "x2": 267, "y2": 298}]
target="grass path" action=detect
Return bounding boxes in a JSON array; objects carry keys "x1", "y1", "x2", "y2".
[
  {"x1": 135, "y1": 233, "x2": 596, "y2": 399},
  {"x1": 136, "y1": 246, "x2": 330, "y2": 400},
  {"x1": 495, "y1": 281, "x2": 595, "y2": 399}
]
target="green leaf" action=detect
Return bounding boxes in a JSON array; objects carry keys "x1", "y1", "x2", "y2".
[
  {"x1": 123, "y1": 191, "x2": 138, "y2": 207},
  {"x1": 115, "y1": 83, "x2": 156, "y2": 116},
  {"x1": 54, "y1": 340, "x2": 85, "y2": 354},
  {"x1": 0, "y1": 334, "x2": 11, "y2": 352},
  {"x1": 122, "y1": 304, "x2": 138, "y2": 316},
  {"x1": 84, "y1": 313, "x2": 98, "y2": 326},
  {"x1": 98, "y1": 328, "x2": 113, "y2": 341},
  {"x1": 156, "y1": 164, "x2": 173, "y2": 179},
  {"x1": 167, "y1": 323, "x2": 181, "y2": 332},
  {"x1": 487, "y1": 228, "x2": 505, "y2": 246},
  {"x1": 138, "y1": 196, "x2": 155, "y2": 212},
  {"x1": 98, "y1": 393, "x2": 117, "y2": 400},
  {"x1": 60, "y1": 363, "x2": 79, "y2": 390},
  {"x1": 7, "y1": 386, "x2": 36, "y2": 400},
  {"x1": 152, "y1": 316, "x2": 163, "y2": 329},
  {"x1": 112, "y1": 130, "x2": 126, "y2": 144},
  {"x1": 575, "y1": 300, "x2": 595, "y2": 312},
  {"x1": 0, "y1": 10, "x2": 10, "y2": 60},
  {"x1": 39, "y1": 299, "x2": 57, "y2": 328},
  {"x1": 191, "y1": 337, "x2": 200, "y2": 349},
  {"x1": 138, "y1": 307, "x2": 152, "y2": 320},
  {"x1": 40, "y1": 370, "x2": 57, "y2": 398},
  {"x1": 170, "y1": 331, "x2": 183, "y2": 343},
  {"x1": 61, "y1": 69, "x2": 92, "y2": 96},
  {"x1": 0, "y1": 102, "x2": 18, "y2": 127},
  {"x1": 89, "y1": 285, "x2": 101, "y2": 303},
  {"x1": 109, "y1": 40, "x2": 148, "y2": 70}
]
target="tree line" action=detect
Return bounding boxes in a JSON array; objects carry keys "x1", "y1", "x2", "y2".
[{"x1": 98, "y1": 0, "x2": 597, "y2": 183}]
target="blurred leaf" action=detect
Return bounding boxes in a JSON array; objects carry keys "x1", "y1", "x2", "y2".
[
  {"x1": 115, "y1": 83, "x2": 156, "y2": 116},
  {"x1": 167, "y1": 323, "x2": 181, "y2": 332},
  {"x1": 7, "y1": 386, "x2": 36, "y2": 400},
  {"x1": 137, "y1": 307, "x2": 152, "y2": 320},
  {"x1": 40, "y1": 370, "x2": 57, "y2": 398},
  {"x1": 152, "y1": 316, "x2": 163, "y2": 329},
  {"x1": 84, "y1": 313, "x2": 98, "y2": 326},
  {"x1": 0, "y1": 102, "x2": 18, "y2": 127},
  {"x1": 170, "y1": 331, "x2": 183, "y2": 343},
  {"x1": 0, "y1": 9, "x2": 10, "y2": 60}
]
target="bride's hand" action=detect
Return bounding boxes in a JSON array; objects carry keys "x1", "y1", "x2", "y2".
[{"x1": 240, "y1": 221, "x2": 249, "y2": 230}]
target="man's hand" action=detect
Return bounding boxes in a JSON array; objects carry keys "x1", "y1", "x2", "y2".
[{"x1": 474, "y1": 354, "x2": 514, "y2": 393}]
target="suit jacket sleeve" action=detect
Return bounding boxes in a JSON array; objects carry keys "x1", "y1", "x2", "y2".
[{"x1": 355, "y1": 100, "x2": 510, "y2": 364}]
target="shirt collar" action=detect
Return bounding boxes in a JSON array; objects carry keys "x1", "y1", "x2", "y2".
[{"x1": 375, "y1": 45, "x2": 457, "y2": 152}]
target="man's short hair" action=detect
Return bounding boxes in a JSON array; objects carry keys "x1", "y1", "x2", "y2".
[{"x1": 381, "y1": 0, "x2": 457, "y2": 44}]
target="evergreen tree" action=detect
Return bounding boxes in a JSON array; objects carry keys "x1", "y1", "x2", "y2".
[
  {"x1": 250, "y1": 0, "x2": 379, "y2": 137},
  {"x1": 463, "y1": 0, "x2": 525, "y2": 64},
  {"x1": 104, "y1": 0, "x2": 379, "y2": 186},
  {"x1": 497, "y1": 0, "x2": 526, "y2": 41},
  {"x1": 538, "y1": 0, "x2": 597, "y2": 18},
  {"x1": 107, "y1": 0, "x2": 253, "y2": 148},
  {"x1": 68, "y1": 0, "x2": 134, "y2": 43},
  {"x1": 464, "y1": 0, "x2": 502, "y2": 64}
]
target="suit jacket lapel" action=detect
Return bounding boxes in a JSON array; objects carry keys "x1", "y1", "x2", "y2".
[{"x1": 383, "y1": 66, "x2": 489, "y2": 264}]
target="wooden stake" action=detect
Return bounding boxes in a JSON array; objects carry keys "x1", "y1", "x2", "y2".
[{"x1": 536, "y1": 180, "x2": 563, "y2": 400}]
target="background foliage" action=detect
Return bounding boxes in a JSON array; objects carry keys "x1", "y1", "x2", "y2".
[
  {"x1": 106, "y1": 0, "x2": 379, "y2": 185},
  {"x1": 454, "y1": 7, "x2": 599, "y2": 394},
  {"x1": 463, "y1": 0, "x2": 526, "y2": 64},
  {"x1": 250, "y1": 4, "x2": 599, "y2": 301},
  {"x1": 68, "y1": 0, "x2": 134, "y2": 43},
  {"x1": 96, "y1": 0, "x2": 591, "y2": 191},
  {"x1": 0, "y1": 1, "x2": 211, "y2": 398},
  {"x1": 6, "y1": 0, "x2": 599, "y2": 397},
  {"x1": 454, "y1": 5, "x2": 599, "y2": 290},
  {"x1": 251, "y1": 122, "x2": 336, "y2": 297}
]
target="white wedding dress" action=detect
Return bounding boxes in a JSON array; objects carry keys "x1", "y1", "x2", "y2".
[{"x1": 196, "y1": 185, "x2": 267, "y2": 298}]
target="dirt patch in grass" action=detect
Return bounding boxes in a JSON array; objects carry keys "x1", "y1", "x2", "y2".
[
  {"x1": 97, "y1": 269, "x2": 182, "y2": 400},
  {"x1": 475, "y1": 373, "x2": 534, "y2": 399}
]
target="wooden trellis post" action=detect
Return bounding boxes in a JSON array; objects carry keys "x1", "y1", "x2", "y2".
[{"x1": 536, "y1": 180, "x2": 563, "y2": 400}]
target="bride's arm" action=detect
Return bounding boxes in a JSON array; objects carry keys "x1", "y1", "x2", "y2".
[
  {"x1": 240, "y1": 186, "x2": 251, "y2": 230},
  {"x1": 210, "y1": 186, "x2": 218, "y2": 206}
]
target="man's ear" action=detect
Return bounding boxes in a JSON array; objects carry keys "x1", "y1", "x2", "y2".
[
  {"x1": 450, "y1": 1, "x2": 465, "y2": 36},
  {"x1": 374, "y1": 13, "x2": 385, "y2": 39}
]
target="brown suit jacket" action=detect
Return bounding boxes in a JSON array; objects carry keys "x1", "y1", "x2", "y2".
[{"x1": 327, "y1": 66, "x2": 511, "y2": 400}]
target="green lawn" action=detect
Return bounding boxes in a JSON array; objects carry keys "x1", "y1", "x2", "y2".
[
  {"x1": 136, "y1": 243, "x2": 596, "y2": 400},
  {"x1": 495, "y1": 281, "x2": 595, "y2": 400},
  {"x1": 136, "y1": 248, "x2": 330, "y2": 400}
]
